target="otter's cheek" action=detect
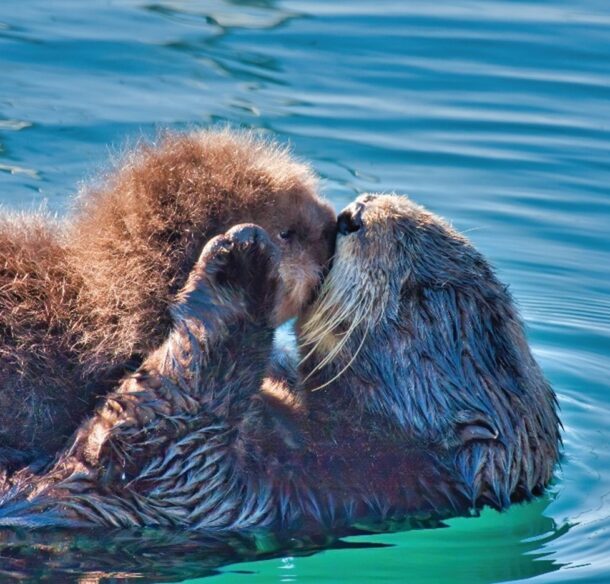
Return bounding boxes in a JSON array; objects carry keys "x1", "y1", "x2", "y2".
[
  {"x1": 273, "y1": 259, "x2": 321, "y2": 325},
  {"x1": 273, "y1": 295, "x2": 297, "y2": 327}
]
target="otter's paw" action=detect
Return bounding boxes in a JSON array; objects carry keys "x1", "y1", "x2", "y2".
[{"x1": 197, "y1": 224, "x2": 281, "y2": 316}]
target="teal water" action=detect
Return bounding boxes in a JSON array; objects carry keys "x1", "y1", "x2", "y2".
[{"x1": 1, "y1": 1, "x2": 609, "y2": 582}]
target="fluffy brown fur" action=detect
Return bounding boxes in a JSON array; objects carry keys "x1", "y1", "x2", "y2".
[
  {"x1": 0, "y1": 215, "x2": 83, "y2": 460},
  {"x1": 0, "y1": 129, "x2": 335, "y2": 462}
]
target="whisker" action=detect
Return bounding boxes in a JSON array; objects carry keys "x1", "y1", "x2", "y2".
[
  {"x1": 309, "y1": 326, "x2": 370, "y2": 393},
  {"x1": 301, "y1": 298, "x2": 372, "y2": 381},
  {"x1": 299, "y1": 287, "x2": 358, "y2": 354},
  {"x1": 308, "y1": 307, "x2": 368, "y2": 374},
  {"x1": 459, "y1": 226, "x2": 485, "y2": 235},
  {"x1": 298, "y1": 305, "x2": 357, "y2": 367},
  {"x1": 298, "y1": 288, "x2": 362, "y2": 355},
  {"x1": 300, "y1": 302, "x2": 353, "y2": 341},
  {"x1": 300, "y1": 308, "x2": 354, "y2": 350}
]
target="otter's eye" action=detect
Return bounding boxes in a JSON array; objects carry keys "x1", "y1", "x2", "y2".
[{"x1": 278, "y1": 229, "x2": 295, "y2": 241}]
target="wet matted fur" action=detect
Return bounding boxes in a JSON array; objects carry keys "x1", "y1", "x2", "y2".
[
  {"x1": 0, "y1": 129, "x2": 335, "y2": 463},
  {"x1": 300, "y1": 194, "x2": 561, "y2": 513},
  {"x1": 0, "y1": 225, "x2": 302, "y2": 529},
  {"x1": 0, "y1": 197, "x2": 560, "y2": 534}
]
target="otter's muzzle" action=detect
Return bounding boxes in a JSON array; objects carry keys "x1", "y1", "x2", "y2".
[{"x1": 337, "y1": 202, "x2": 364, "y2": 235}]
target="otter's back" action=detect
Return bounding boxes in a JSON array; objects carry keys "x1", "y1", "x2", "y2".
[{"x1": 0, "y1": 215, "x2": 87, "y2": 460}]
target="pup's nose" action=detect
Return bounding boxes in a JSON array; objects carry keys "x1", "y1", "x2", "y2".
[{"x1": 337, "y1": 203, "x2": 363, "y2": 235}]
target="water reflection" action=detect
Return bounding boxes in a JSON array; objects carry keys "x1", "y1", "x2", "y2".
[
  {"x1": 0, "y1": 527, "x2": 390, "y2": 582},
  {"x1": 0, "y1": 498, "x2": 566, "y2": 583}
]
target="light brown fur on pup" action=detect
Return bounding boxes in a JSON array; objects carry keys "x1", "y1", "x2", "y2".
[{"x1": 0, "y1": 129, "x2": 335, "y2": 463}]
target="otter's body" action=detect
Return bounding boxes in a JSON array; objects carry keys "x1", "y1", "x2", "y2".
[
  {"x1": 0, "y1": 130, "x2": 335, "y2": 465},
  {"x1": 0, "y1": 197, "x2": 560, "y2": 533},
  {"x1": 301, "y1": 194, "x2": 560, "y2": 513}
]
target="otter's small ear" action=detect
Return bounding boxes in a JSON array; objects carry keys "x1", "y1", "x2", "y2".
[{"x1": 455, "y1": 410, "x2": 500, "y2": 444}]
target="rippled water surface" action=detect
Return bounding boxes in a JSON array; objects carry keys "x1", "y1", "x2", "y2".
[{"x1": 1, "y1": 0, "x2": 610, "y2": 582}]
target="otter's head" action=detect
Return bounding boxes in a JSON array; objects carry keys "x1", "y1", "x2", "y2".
[
  {"x1": 179, "y1": 129, "x2": 337, "y2": 325},
  {"x1": 300, "y1": 194, "x2": 498, "y2": 373},
  {"x1": 300, "y1": 194, "x2": 555, "y2": 435},
  {"x1": 247, "y1": 184, "x2": 336, "y2": 325},
  {"x1": 300, "y1": 193, "x2": 559, "y2": 506}
]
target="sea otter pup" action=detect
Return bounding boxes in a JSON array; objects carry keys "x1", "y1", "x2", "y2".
[
  {"x1": 0, "y1": 197, "x2": 560, "y2": 533},
  {"x1": 0, "y1": 130, "x2": 335, "y2": 466}
]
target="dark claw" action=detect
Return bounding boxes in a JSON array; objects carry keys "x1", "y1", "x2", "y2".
[{"x1": 455, "y1": 410, "x2": 500, "y2": 445}]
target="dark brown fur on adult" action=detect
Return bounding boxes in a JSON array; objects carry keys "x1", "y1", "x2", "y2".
[
  {"x1": 0, "y1": 130, "x2": 335, "y2": 465},
  {"x1": 0, "y1": 196, "x2": 560, "y2": 534},
  {"x1": 300, "y1": 194, "x2": 561, "y2": 513}
]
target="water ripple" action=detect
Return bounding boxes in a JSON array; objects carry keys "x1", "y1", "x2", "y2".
[{"x1": 0, "y1": 0, "x2": 609, "y2": 582}]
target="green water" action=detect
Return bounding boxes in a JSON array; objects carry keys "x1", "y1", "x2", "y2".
[{"x1": 1, "y1": 1, "x2": 609, "y2": 582}]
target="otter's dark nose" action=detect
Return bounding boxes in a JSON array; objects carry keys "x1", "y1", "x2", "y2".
[{"x1": 337, "y1": 204, "x2": 363, "y2": 236}]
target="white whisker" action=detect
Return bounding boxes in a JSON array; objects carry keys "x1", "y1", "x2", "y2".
[
  {"x1": 296, "y1": 248, "x2": 386, "y2": 390},
  {"x1": 307, "y1": 307, "x2": 369, "y2": 374},
  {"x1": 460, "y1": 226, "x2": 485, "y2": 235},
  {"x1": 299, "y1": 295, "x2": 361, "y2": 363},
  {"x1": 309, "y1": 326, "x2": 370, "y2": 392}
]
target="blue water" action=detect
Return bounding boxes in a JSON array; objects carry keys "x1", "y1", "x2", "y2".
[{"x1": 1, "y1": 1, "x2": 610, "y2": 582}]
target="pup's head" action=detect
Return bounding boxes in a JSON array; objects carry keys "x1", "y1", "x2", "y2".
[
  {"x1": 150, "y1": 129, "x2": 337, "y2": 324},
  {"x1": 244, "y1": 176, "x2": 336, "y2": 325},
  {"x1": 72, "y1": 129, "x2": 336, "y2": 332}
]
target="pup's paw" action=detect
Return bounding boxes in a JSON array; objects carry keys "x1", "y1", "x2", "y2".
[{"x1": 193, "y1": 224, "x2": 281, "y2": 318}]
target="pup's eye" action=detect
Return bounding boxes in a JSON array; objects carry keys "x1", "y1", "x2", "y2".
[{"x1": 278, "y1": 229, "x2": 295, "y2": 241}]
